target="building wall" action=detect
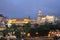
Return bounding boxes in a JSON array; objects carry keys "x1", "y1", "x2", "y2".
[
  {"x1": 37, "y1": 17, "x2": 41, "y2": 24},
  {"x1": 37, "y1": 15, "x2": 55, "y2": 24},
  {"x1": 0, "y1": 14, "x2": 6, "y2": 27},
  {"x1": 46, "y1": 15, "x2": 55, "y2": 23},
  {"x1": 31, "y1": 19, "x2": 37, "y2": 24},
  {"x1": 40, "y1": 17, "x2": 46, "y2": 23},
  {"x1": 7, "y1": 18, "x2": 31, "y2": 25}
]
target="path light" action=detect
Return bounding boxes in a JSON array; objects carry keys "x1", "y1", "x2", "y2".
[
  {"x1": 21, "y1": 32, "x2": 23, "y2": 34},
  {"x1": 27, "y1": 33, "x2": 31, "y2": 37},
  {"x1": 36, "y1": 32, "x2": 39, "y2": 34},
  {"x1": 24, "y1": 32, "x2": 26, "y2": 35}
]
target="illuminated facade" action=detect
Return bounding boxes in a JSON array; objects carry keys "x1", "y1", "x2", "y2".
[
  {"x1": 8, "y1": 18, "x2": 31, "y2": 25},
  {"x1": 46, "y1": 15, "x2": 55, "y2": 23},
  {"x1": 37, "y1": 10, "x2": 42, "y2": 24},
  {"x1": 37, "y1": 10, "x2": 55, "y2": 24},
  {"x1": 37, "y1": 15, "x2": 55, "y2": 24},
  {"x1": 0, "y1": 14, "x2": 7, "y2": 31},
  {"x1": 40, "y1": 16, "x2": 46, "y2": 24},
  {"x1": 7, "y1": 10, "x2": 55, "y2": 25},
  {"x1": 31, "y1": 19, "x2": 37, "y2": 24},
  {"x1": 0, "y1": 14, "x2": 6, "y2": 27}
]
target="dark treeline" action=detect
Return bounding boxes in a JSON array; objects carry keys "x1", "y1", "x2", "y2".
[{"x1": 2, "y1": 22, "x2": 60, "y2": 38}]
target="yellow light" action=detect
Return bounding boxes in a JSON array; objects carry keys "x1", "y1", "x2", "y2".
[
  {"x1": 27, "y1": 33, "x2": 30, "y2": 37},
  {"x1": 8, "y1": 20, "x2": 12, "y2": 24},
  {"x1": 24, "y1": 18, "x2": 31, "y2": 23}
]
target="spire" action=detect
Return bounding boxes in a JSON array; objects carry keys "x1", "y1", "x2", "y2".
[{"x1": 38, "y1": 10, "x2": 42, "y2": 17}]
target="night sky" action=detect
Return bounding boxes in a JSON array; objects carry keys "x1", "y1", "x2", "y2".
[{"x1": 0, "y1": 0, "x2": 60, "y2": 18}]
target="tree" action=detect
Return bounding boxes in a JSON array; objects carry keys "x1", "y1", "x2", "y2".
[
  {"x1": 23, "y1": 23, "x2": 31, "y2": 32},
  {"x1": 37, "y1": 24, "x2": 50, "y2": 36},
  {"x1": 14, "y1": 29, "x2": 21, "y2": 38},
  {"x1": 34, "y1": 23, "x2": 39, "y2": 28}
]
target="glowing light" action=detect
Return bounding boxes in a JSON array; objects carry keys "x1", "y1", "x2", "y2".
[
  {"x1": 36, "y1": 32, "x2": 39, "y2": 34},
  {"x1": 27, "y1": 33, "x2": 31, "y2": 37}
]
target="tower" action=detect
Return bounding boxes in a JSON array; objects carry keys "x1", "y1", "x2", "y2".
[
  {"x1": 38, "y1": 10, "x2": 42, "y2": 17},
  {"x1": 37, "y1": 10, "x2": 42, "y2": 24}
]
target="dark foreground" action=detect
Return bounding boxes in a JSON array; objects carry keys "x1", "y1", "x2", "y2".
[{"x1": 0, "y1": 37, "x2": 54, "y2": 40}]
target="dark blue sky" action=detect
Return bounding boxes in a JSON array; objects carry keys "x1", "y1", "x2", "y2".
[{"x1": 0, "y1": 0, "x2": 60, "y2": 18}]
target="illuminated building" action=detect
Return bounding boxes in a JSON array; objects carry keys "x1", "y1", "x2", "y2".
[
  {"x1": 54, "y1": 17, "x2": 60, "y2": 24},
  {"x1": 8, "y1": 10, "x2": 56, "y2": 25},
  {"x1": 40, "y1": 16, "x2": 46, "y2": 24},
  {"x1": 7, "y1": 18, "x2": 31, "y2": 26},
  {"x1": 0, "y1": 14, "x2": 6, "y2": 27},
  {"x1": 24, "y1": 18, "x2": 31, "y2": 23},
  {"x1": 38, "y1": 15, "x2": 55, "y2": 24},
  {"x1": 0, "y1": 14, "x2": 7, "y2": 31},
  {"x1": 37, "y1": 10, "x2": 55, "y2": 24},
  {"x1": 46, "y1": 15, "x2": 55, "y2": 23},
  {"x1": 31, "y1": 19, "x2": 37, "y2": 24},
  {"x1": 37, "y1": 10, "x2": 42, "y2": 24}
]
